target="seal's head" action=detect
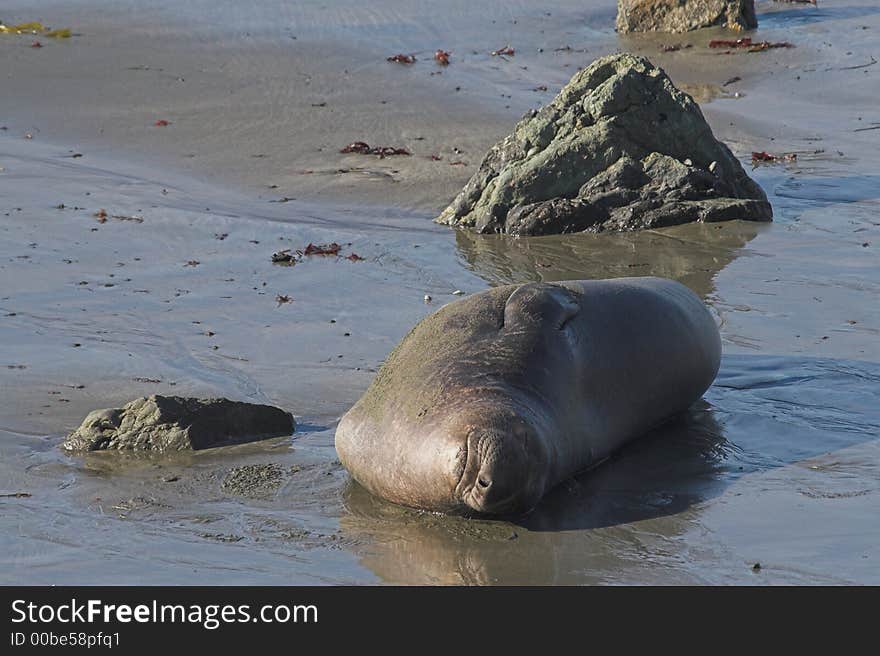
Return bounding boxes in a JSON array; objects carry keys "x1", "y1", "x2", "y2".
[{"x1": 452, "y1": 407, "x2": 551, "y2": 516}]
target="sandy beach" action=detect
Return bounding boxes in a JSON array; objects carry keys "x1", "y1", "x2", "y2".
[{"x1": 1, "y1": 0, "x2": 878, "y2": 584}]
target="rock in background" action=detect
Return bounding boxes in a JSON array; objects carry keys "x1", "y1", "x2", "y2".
[
  {"x1": 616, "y1": 0, "x2": 758, "y2": 34},
  {"x1": 435, "y1": 53, "x2": 771, "y2": 236},
  {"x1": 63, "y1": 395, "x2": 295, "y2": 452}
]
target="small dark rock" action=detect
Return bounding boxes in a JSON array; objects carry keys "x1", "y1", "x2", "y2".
[{"x1": 62, "y1": 396, "x2": 295, "y2": 452}]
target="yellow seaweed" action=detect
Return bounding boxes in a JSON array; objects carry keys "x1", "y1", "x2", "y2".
[
  {"x1": 0, "y1": 22, "x2": 47, "y2": 33},
  {"x1": 0, "y1": 22, "x2": 71, "y2": 37}
]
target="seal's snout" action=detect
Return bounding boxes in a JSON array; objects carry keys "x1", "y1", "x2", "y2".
[
  {"x1": 469, "y1": 468, "x2": 518, "y2": 515},
  {"x1": 460, "y1": 424, "x2": 546, "y2": 516},
  {"x1": 470, "y1": 461, "x2": 501, "y2": 505}
]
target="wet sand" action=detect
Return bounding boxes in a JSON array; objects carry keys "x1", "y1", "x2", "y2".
[{"x1": 1, "y1": 0, "x2": 878, "y2": 584}]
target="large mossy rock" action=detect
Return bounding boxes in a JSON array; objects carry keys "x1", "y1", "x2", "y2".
[
  {"x1": 616, "y1": 0, "x2": 758, "y2": 34},
  {"x1": 63, "y1": 395, "x2": 295, "y2": 452},
  {"x1": 435, "y1": 53, "x2": 771, "y2": 236}
]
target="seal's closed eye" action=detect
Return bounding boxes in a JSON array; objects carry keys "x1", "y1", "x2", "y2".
[{"x1": 503, "y1": 283, "x2": 580, "y2": 331}]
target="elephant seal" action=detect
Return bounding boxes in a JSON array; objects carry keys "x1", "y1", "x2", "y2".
[{"x1": 335, "y1": 277, "x2": 721, "y2": 516}]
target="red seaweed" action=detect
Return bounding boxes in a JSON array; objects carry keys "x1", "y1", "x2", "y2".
[
  {"x1": 491, "y1": 45, "x2": 515, "y2": 56},
  {"x1": 751, "y1": 151, "x2": 797, "y2": 164},
  {"x1": 387, "y1": 53, "x2": 416, "y2": 64},
  {"x1": 302, "y1": 242, "x2": 342, "y2": 256}
]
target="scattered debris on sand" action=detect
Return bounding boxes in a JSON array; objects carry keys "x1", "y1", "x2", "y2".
[
  {"x1": 709, "y1": 38, "x2": 794, "y2": 53},
  {"x1": 491, "y1": 45, "x2": 515, "y2": 56},
  {"x1": 340, "y1": 141, "x2": 410, "y2": 157},
  {"x1": 751, "y1": 151, "x2": 798, "y2": 164},
  {"x1": 387, "y1": 51, "x2": 450, "y2": 65},
  {"x1": 271, "y1": 250, "x2": 296, "y2": 265},
  {"x1": 387, "y1": 53, "x2": 416, "y2": 64},
  {"x1": 63, "y1": 396, "x2": 295, "y2": 452},
  {"x1": 616, "y1": 0, "x2": 757, "y2": 34},
  {"x1": 436, "y1": 53, "x2": 771, "y2": 235},
  {"x1": 302, "y1": 242, "x2": 341, "y2": 256},
  {"x1": 90, "y1": 209, "x2": 144, "y2": 224},
  {"x1": 271, "y1": 242, "x2": 364, "y2": 266},
  {"x1": 839, "y1": 57, "x2": 876, "y2": 72}
]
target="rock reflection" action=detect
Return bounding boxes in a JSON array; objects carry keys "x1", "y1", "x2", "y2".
[{"x1": 454, "y1": 220, "x2": 762, "y2": 299}]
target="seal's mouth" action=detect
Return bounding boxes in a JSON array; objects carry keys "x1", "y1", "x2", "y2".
[{"x1": 465, "y1": 484, "x2": 521, "y2": 516}]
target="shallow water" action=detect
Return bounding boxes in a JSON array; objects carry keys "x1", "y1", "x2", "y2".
[
  {"x1": 1, "y1": 0, "x2": 878, "y2": 584},
  {"x1": 344, "y1": 354, "x2": 880, "y2": 584},
  {"x1": 2, "y1": 354, "x2": 877, "y2": 584}
]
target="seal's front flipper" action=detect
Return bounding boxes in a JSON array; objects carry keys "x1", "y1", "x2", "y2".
[{"x1": 503, "y1": 283, "x2": 580, "y2": 331}]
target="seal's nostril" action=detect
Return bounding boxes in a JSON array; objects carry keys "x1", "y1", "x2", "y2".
[{"x1": 478, "y1": 477, "x2": 491, "y2": 489}]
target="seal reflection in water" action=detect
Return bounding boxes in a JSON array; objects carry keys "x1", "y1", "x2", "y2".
[{"x1": 335, "y1": 277, "x2": 721, "y2": 516}]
